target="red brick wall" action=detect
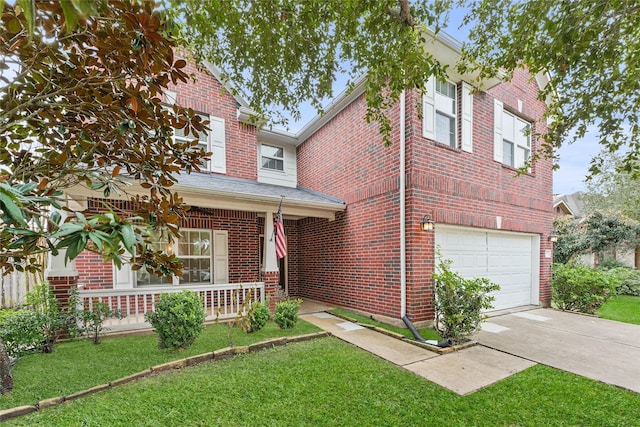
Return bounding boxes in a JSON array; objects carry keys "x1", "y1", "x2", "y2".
[
  {"x1": 297, "y1": 68, "x2": 554, "y2": 322},
  {"x1": 297, "y1": 95, "x2": 404, "y2": 319},
  {"x1": 168, "y1": 62, "x2": 258, "y2": 180},
  {"x1": 76, "y1": 251, "x2": 113, "y2": 289},
  {"x1": 76, "y1": 206, "x2": 264, "y2": 288}
]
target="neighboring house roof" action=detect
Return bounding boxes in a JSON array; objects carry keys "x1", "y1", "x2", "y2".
[{"x1": 553, "y1": 192, "x2": 585, "y2": 218}]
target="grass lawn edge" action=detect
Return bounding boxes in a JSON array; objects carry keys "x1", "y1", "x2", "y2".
[
  {"x1": 0, "y1": 331, "x2": 329, "y2": 423},
  {"x1": 329, "y1": 309, "x2": 476, "y2": 354}
]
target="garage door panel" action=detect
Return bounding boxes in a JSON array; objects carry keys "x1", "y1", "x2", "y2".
[{"x1": 436, "y1": 227, "x2": 537, "y2": 311}]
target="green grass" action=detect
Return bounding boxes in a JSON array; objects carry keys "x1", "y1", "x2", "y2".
[
  {"x1": 330, "y1": 307, "x2": 441, "y2": 341},
  {"x1": 1, "y1": 320, "x2": 320, "y2": 410},
  {"x1": 6, "y1": 337, "x2": 640, "y2": 426},
  {"x1": 598, "y1": 295, "x2": 640, "y2": 324}
]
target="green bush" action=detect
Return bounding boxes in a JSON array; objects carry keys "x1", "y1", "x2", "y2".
[
  {"x1": 606, "y1": 267, "x2": 640, "y2": 296},
  {"x1": 551, "y1": 263, "x2": 617, "y2": 313},
  {"x1": 144, "y1": 291, "x2": 205, "y2": 350},
  {"x1": 432, "y1": 257, "x2": 500, "y2": 344},
  {"x1": 244, "y1": 301, "x2": 271, "y2": 333},
  {"x1": 0, "y1": 309, "x2": 43, "y2": 357},
  {"x1": 274, "y1": 299, "x2": 302, "y2": 329}
]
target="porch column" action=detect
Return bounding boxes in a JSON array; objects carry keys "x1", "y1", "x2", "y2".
[
  {"x1": 262, "y1": 210, "x2": 279, "y2": 273},
  {"x1": 45, "y1": 208, "x2": 78, "y2": 311}
]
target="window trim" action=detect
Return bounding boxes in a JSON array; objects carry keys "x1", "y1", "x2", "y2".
[
  {"x1": 434, "y1": 79, "x2": 458, "y2": 148},
  {"x1": 494, "y1": 100, "x2": 532, "y2": 170},
  {"x1": 423, "y1": 77, "x2": 473, "y2": 153},
  {"x1": 135, "y1": 228, "x2": 214, "y2": 287},
  {"x1": 172, "y1": 111, "x2": 212, "y2": 171},
  {"x1": 260, "y1": 142, "x2": 285, "y2": 173}
]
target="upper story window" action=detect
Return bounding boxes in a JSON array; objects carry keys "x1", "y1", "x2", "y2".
[
  {"x1": 434, "y1": 80, "x2": 457, "y2": 147},
  {"x1": 423, "y1": 77, "x2": 473, "y2": 152},
  {"x1": 502, "y1": 111, "x2": 530, "y2": 168},
  {"x1": 493, "y1": 99, "x2": 531, "y2": 169},
  {"x1": 164, "y1": 91, "x2": 226, "y2": 174},
  {"x1": 260, "y1": 143, "x2": 284, "y2": 171},
  {"x1": 174, "y1": 113, "x2": 209, "y2": 161}
]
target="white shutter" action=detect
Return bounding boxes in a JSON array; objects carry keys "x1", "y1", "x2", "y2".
[
  {"x1": 422, "y1": 75, "x2": 436, "y2": 140},
  {"x1": 113, "y1": 261, "x2": 134, "y2": 289},
  {"x1": 493, "y1": 99, "x2": 504, "y2": 162},
  {"x1": 461, "y1": 82, "x2": 473, "y2": 153},
  {"x1": 213, "y1": 230, "x2": 229, "y2": 284},
  {"x1": 209, "y1": 116, "x2": 226, "y2": 174}
]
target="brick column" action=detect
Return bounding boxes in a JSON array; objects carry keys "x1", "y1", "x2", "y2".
[
  {"x1": 263, "y1": 271, "x2": 280, "y2": 311},
  {"x1": 47, "y1": 276, "x2": 78, "y2": 310},
  {"x1": 45, "y1": 248, "x2": 79, "y2": 312}
]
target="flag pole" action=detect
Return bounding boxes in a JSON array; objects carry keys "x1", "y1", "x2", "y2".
[{"x1": 269, "y1": 195, "x2": 285, "y2": 242}]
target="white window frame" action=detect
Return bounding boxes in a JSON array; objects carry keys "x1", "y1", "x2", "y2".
[
  {"x1": 434, "y1": 79, "x2": 458, "y2": 148},
  {"x1": 260, "y1": 143, "x2": 285, "y2": 172},
  {"x1": 134, "y1": 229, "x2": 215, "y2": 287},
  {"x1": 173, "y1": 112, "x2": 212, "y2": 170},
  {"x1": 423, "y1": 77, "x2": 474, "y2": 152},
  {"x1": 163, "y1": 92, "x2": 226, "y2": 174},
  {"x1": 494, "y1": 99, "x2": 531, "y2": 169}
]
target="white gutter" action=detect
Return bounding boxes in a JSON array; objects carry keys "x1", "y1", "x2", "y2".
[{"x1": 400, "y1": 89, "x2": 407, "y2": 318}]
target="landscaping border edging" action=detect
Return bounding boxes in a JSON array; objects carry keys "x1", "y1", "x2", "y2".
[{"x1": 0, "y1": 331, "x2": 329, "y2": 422}]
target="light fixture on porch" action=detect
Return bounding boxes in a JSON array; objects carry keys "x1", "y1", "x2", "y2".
[
  {"x1": 548, "y1": 232, "x2": 558, "y2": 243},
  {"x1": 420, "y1": 214, "x2": 435, "y2": 232}
]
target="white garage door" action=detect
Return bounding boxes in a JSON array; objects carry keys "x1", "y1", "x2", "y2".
[{"x1": 435, "y1": 226, "x2": 540, "y2": 310}]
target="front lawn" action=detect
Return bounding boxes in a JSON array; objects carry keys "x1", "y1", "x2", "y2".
[
  {"x1": 598, "y1": 295, "x2": 640, "y2": 325},
  {"x1": 1, "y1": 320, "x2": 320, "y2": 410},
  {"x1": 6, "y1": 337, "x2": 639, "y2": 426}
]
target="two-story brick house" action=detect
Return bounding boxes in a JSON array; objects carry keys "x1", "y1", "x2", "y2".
[{"x1": 48, "y1": 32, "x2": 553, "y2": 328}]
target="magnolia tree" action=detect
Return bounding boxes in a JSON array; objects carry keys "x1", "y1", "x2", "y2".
[{"x1": 0, "y1": 1, "x2": 209, "y2": 276}]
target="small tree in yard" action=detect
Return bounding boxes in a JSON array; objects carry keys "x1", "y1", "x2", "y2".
[
  {"x1": 81, "y1": 302, "x2": 124, "y2": 345},
  {"x1": 432, "y1": 256, "x2": 500, "y2": 344}
]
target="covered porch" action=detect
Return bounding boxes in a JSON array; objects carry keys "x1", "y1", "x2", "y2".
[{"x1": 48, "y1": 172, "x2": 345, "y2": 332}]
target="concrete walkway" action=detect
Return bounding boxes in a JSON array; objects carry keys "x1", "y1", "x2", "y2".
[
  {"x1": 478, "y1": 308, "x2": 640, "y2": 393},
  {"x1": 300, "y1": 300, "x2": 640, "y2": 395},
  {"x1": 300, "y1": 310, "x2": 534, "y2": 395}
]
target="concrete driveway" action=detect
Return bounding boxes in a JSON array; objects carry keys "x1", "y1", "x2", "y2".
[{"x1": 478, "y1": 308, "x2": 640, "y2": 393}]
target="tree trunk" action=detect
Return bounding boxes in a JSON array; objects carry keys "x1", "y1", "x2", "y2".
[
  {"x1": 0, "y1": 337, "x2": 13, "y2": 395},
  {"x1": 635, "y1": 247, "x2": 640, "y2": 269}
]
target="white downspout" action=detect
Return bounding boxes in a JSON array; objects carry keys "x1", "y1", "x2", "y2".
[{"x1": 400, "y1": 89, "x2": 407, "y2": 318}]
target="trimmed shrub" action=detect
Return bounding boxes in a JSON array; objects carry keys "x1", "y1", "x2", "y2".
[
  {"x1": 145, "y1": 291, "x2": 205, "y2": 350},
  {"x1": 433, "y1": 256, "x2": 500, "y2": 344},
  {"x1": 606, "y1": 267, "x2": 640, "y2": 296},
  {"x1": 274, "y1": 299, "x2": 302, "y2": 329},
  {"x1": 244, "y1": 301, "x2": 271, "y2": 333},
  {"x1": 551, "y1": 263, "x2": 617, "y2": 313}
]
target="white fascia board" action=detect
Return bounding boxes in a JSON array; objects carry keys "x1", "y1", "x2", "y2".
[
  {"x1": 422, "y1": 28, "x2": 504, "y2": 89},
  {"x1": 296, "y1": 76, "x2": 367, "y2": 144},
  {"x1": 258, "y1": 128, "x2": 298, "y2": 146},
  {"x1": 202, "y1": 61, "x2": 252, "y2": 109}
]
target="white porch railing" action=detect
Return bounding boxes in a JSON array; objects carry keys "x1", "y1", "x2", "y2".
[{"x1": 78, "y1": 282, "x2": 265, "y2": 332}]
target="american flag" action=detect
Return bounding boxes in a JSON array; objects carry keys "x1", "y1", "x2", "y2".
[{"x1": 275, "y1": 205, "x2": 287, "y2": 259}]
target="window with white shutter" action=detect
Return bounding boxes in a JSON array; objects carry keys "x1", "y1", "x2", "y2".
[
  {"x1": 423, "y1": 77, "x2": 473, "y2": 152},
  {"x1": 494, "y1": 99, "x2": 531, "y2": 169}
]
